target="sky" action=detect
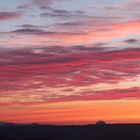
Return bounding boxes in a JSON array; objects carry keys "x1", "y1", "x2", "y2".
[{"x1": 0, "y1": 0, "x2": 140, "y2": 125}]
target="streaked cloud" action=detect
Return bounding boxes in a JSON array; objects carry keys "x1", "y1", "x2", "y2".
[
  {"x1": 0, "y1": 11, "x2": 23, "y2": 21},
  {"x1": 0, "y1": 46, "x2": 140, "y2": 105}
]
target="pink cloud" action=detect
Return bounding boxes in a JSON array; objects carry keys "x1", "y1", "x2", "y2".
[
  {"x1": 0, "y1": 46, "x2": 140, "y2": 105},
  {"x1": 46, "y1": 87, "x2": 140, "y2": 103},
  {"x1": 0, "y1": 11, "x2": 23, "y2": 21},
  {"x1": 1, "y1": 18, "x2": 139, "y2": 47}
]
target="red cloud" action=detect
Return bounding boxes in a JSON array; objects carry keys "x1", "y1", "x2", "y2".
[
  {"x1": 0, "y1": 47, "x2": 140, "y2": 105},
  {"x1": 46, "y1": 87, "x2": 140, "y2": 103}
]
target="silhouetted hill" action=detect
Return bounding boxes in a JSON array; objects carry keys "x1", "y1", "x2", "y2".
[
  {"x1": 0, "y1": 124, "x2": 140, "y2": 140},
  {"x1": 0, "y1": 122, "x2": 18, "y2": 126}
]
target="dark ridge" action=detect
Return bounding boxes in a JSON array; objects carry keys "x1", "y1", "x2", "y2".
[{"x1": 1, "y1": 124, "x2": 140, "y2": 140}]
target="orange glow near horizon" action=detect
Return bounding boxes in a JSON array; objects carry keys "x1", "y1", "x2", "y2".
[{"x1": 1, "y1": 100, "x2": 140, "y2": 124}]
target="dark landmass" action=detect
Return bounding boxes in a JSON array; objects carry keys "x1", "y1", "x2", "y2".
[{"x1": 0, "y1": 123, "x2": 140, "y2": 140}]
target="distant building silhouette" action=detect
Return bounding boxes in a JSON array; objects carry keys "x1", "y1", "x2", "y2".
[
  {"x1": 96, "y1": 121, "x2": 106, "y2": 125},
  {"x1": 31, "y1": 123, "x2": 39, "y2": 126}
]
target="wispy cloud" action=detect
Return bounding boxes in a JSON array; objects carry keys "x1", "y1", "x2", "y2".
[
  {"x1": 18, "y1": 0, "x2": 64, "y2": 9},
  {"x1": 0, "y1": 11, "x2": 23, "y2": 21},
  {"x1": 0, "y1": 46, "x2": 140, "y2": 105}
]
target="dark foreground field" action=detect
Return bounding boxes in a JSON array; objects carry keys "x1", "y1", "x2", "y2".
[{"x1": 0, "y1": 124, "x2": 140, "y2": 140}]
